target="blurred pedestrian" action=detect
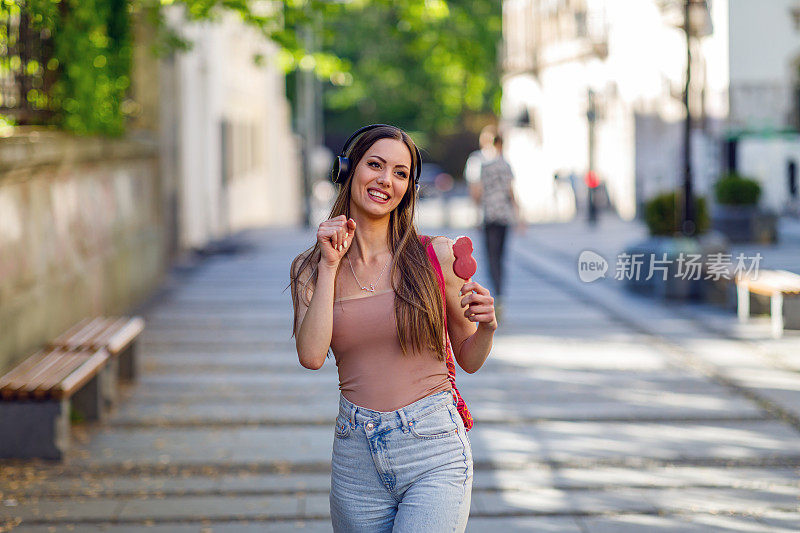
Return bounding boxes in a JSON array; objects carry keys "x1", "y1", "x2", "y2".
[
  {"x1": 290, "y1": 124, "x2": 497, "y2": 532},
  {"x1": 585, "y1": 170, "x2": 599, "y2": 225},
  {"x1": 464, "y1": 125, "x2": 497, "y2": 190},
  {"x1": 465, "y1": 129, "x2": 521, "y2": 316}
]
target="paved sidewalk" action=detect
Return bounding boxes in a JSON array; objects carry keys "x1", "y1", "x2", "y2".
[{"x1": 1, "y1": 219, "x2": 799, "y2": 532}]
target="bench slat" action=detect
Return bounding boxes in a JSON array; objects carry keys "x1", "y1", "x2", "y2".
[
  {"x1": 0, "y1": 350, "x2": 53, "y2": 391},
  {"x1": 32, "y1": 352, "x2": 92, "y2": 399},
  {"x1": 106, "y1": 317, "x2": 145, "y2": 354},
  {"x1": 55, "y1": 349, "x2": 110, "y2": 399},
  {"x1": 93, "y1": 317, "x2": 131, "y2": 350},
  {"x1": 69, "y1": 318, "x2": 115, "y2": 349},
  {"x1": 1, "y1": 350, "x2": 66, "y2": 399},
  {"x1": 49, "y1": 316, "x2": 144, "y2": 354},
  {"x1": 16, "y1": 350, "x2": 78, "y2": 398},
  {"x1": 738, "y1": 269, "x2": 800, "y2": 295},
  {"x1": 50, "y1": 317, "x2": 95, "y2": 346}
]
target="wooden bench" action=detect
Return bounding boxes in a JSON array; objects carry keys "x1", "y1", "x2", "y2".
[
  {"x1": 0, "y1": 347, "x2": 111, "y2": 459},
  {"x1": 50, "y1": 316, "x2": 145, "y2": 381},
  {"x1": 0, "y1": 316, "x2": 144, "y2": 460},
  {"x1": 736, "y1": 269, "x2": 800, "y2": 338}
]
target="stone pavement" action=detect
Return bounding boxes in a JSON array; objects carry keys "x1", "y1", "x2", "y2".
[{"x1": 2, "y1": 217, "x2": 800, "y2": 532}]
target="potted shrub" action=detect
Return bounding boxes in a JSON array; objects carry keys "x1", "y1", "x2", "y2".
[
  {"x1": 644, "y1": 191, "x2": 709, "y2": 237},
  {"x1": 711, "y1": 173, "x2": 777, "y2": 243},
  {"x1": 624, "y1": 190, "x2": 725, "y2": 300}
]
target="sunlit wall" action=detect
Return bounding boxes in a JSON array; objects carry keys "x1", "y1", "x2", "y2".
[{"x1": 163, "y1": 8, "x2": 302, "y2": 250}]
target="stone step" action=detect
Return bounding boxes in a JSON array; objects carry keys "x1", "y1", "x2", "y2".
[
  {"x1": 9, "y1": 514, "x2": 796, "y2": 533},
  {"x1": 140, "y1": 305, "x2": 610, "y2": 330},
  {"x1": 107, "y1": 393, "x2": 765, "y2": 428},
  {"x1": 6, "y1": 485, "x2": 799, "y2": 527},
  {"x1": 5, "y1": 466, "x2": 797, "y2": 500},
  {"x1": 132, "y1": 368, "x2": 724, "y2": 390},
  {"x1": 0, "y1": 521, "x2": 333, "y2": 533},
  {"x1": 62, "y1": 420, "x2": 800, "y2": 469},
  {"x1": 140, "y1": 340, "x2": 297, "y2": 353}
]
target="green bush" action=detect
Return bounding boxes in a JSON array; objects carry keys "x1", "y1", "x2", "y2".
[
  {"x1": 714, "y1": 173, "x2": 761, "y2": 206},
  {"x1": 1, "y1": 0, "x2": 133, "y2": 136},
  {"x1": 644, "y1": 191, "x2": 709, "y2": 236}
]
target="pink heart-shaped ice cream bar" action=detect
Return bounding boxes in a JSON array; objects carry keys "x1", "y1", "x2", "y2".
[{"x1": 453, "y1": 236, "x2": 477, "y2": 280}]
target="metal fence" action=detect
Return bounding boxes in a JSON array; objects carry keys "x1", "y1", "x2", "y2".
[{"x1": 0, "y1": 2, "x2": 57, "y2": 124}]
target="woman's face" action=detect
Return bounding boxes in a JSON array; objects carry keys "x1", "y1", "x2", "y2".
[{"x1": 349, "y1": 138, "x2": 412, "y2": 218}]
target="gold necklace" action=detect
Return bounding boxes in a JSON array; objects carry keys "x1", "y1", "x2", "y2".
[{"x1": 347, "y1": 254, "x2": 391, "y2": 292}]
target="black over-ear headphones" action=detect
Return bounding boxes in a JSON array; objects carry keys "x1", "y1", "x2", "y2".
[{"x1": 331, "y1": 124, "x2": 422, "y2": 188}]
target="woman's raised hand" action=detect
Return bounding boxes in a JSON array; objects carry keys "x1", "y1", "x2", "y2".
[{"x1": 318, "y1": 215, "x2": 357, "y2": 267}]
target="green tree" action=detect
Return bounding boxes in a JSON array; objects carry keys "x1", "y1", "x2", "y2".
[
  {"x1": 317, "y1": 0, "x2": 502, "y2": 158},
  {"x1": 1, "y1": 0, "x2": 344, "y2": 135},
  {"x1": 2, "y1": 0, "x2": 502, "y2": 141}
]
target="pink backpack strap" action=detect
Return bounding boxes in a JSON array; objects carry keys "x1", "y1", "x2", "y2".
[
  {"x1": 419, "y1": 235, "x2": 474, "y2": 431},
  {"x1": 422, "y1": 236, "x2": 446, "y2": 297}
]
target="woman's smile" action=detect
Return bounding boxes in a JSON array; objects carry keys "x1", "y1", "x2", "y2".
[{"x1": 367, "y1": 187, "x2": 391, "y2": 203}]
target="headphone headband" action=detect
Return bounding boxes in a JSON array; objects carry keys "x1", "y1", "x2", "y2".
[{"x1": 331, "y1": 124, "x2": 422, "y2": 186}]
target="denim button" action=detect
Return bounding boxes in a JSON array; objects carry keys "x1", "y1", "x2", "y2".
[{"x1": 366, "y1": 421, "x2": 374, "y2": 430}]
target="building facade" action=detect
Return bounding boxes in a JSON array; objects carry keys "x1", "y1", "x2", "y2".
[
  {"x1": 502, "y1": 0, "x2": 800, "y2": 222},
  {"x1": 162, "y1": 8, "x2": 302, "y2": 251}
]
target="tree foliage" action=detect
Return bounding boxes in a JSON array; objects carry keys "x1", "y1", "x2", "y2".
[
  {"x1": 318, "y1": 0, "x2": 502, "y2": 146},
  {"x1": 1, "y1": 0, "x2": 348, "y2": 134},
  {"x1": 1, "y1": 0, "x2": 502, "y2": 140}
]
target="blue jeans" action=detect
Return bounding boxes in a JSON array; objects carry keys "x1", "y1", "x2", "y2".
[{"x1": 330, "y1": 391, "x2": 473, "y2": 532}]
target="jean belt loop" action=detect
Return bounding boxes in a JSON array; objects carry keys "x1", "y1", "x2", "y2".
[
  {"x1": 349, "y1": 405, "x2": 357, "y2": 429},
  {"x1": 398, "y1": 408, "x2": 409, "y2": 433}
]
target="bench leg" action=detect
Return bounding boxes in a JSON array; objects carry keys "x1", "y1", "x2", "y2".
[
  {"x1": 118, "y1": 342, "x2": 139, "y2": 381},
  {"x1": 737, "y1": 283, "x2": 750, "y2": 323},
  {"x1": 771, "y1": 292, "x2": 784, "y2": 339},
  {"x1": 103, "y1": 358, "x2": 119, "y2": 411},
  {"x1": 0, "y1": 399, "x2": 70, "y2": 460},
  {"x1": 72, "y1": 369, "x2": 108, "y2": 422}
]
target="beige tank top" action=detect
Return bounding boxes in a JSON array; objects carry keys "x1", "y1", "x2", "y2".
[{"x1": 330, "y1": 290, "x2": 451, "y2": 412}]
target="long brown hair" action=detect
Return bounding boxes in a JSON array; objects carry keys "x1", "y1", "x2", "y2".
[{"x1": 290, "y1": 125, "x2": 446, "y2": 360}]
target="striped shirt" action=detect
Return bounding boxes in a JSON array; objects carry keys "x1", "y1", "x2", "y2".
[{"x1": 478, "y1": 156, "x2": 516, "y2": 225}]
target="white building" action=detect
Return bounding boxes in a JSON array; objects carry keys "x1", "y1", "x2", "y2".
[
  {"x1": 502, "y1": 0, "x2": 800, "y2": 222},
  {"x1": 726, "y1": 0, "x2": 800, "y2": 214},
  {"x1": 161, "y1": 7, "x2": 302, "y2": 251}
]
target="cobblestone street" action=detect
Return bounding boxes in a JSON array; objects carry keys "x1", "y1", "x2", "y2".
[{"x1": 2, "y1": 217, "x2": 800, "y2": 532}]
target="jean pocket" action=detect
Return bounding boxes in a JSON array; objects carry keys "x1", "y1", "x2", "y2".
[
  {"x1": 334, "y1": 417, "x2": 351, "y2": 439},
  {"x1": 409, "y1": 406, "x2": 459, "y2": 440}
]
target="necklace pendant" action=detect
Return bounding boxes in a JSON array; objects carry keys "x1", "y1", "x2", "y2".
[{"x1": 348, "y1": 255, "x2": 390, "y2": 295}]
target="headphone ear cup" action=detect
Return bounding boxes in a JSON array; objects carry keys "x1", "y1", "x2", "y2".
[
  {"x1": 339, "y1": 157, "x2": 350, "y2": 183},
  {"x1": 414, "y1": 147, "x2": 422, "y2": 185},
  {"x1": 332, "y1": 156, "x2": 350, "y2": 184}
]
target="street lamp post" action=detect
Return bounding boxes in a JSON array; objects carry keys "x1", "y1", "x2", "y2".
[
  {"x1": 682, "y1": 0, "x2": 695, "y2": 236},
  {"x1": 297, "y1": 20, "x2": 322, "y2": 228},
  {"x1": 678, "y1": 0, "x2": 712, "y2": 236}
]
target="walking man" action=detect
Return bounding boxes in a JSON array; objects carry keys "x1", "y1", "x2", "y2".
[{"x1": 465, "y1": 128, "x2": 521, "y2": 317}]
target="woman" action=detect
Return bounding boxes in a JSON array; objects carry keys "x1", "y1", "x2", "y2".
[{"x1": 290, "y1": 124, "x2": 497, "y2": 532}]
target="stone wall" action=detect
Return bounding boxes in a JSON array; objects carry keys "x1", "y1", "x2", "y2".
[{"x1": 0, "y1": 130, "x2": 167, "y2": 373}]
